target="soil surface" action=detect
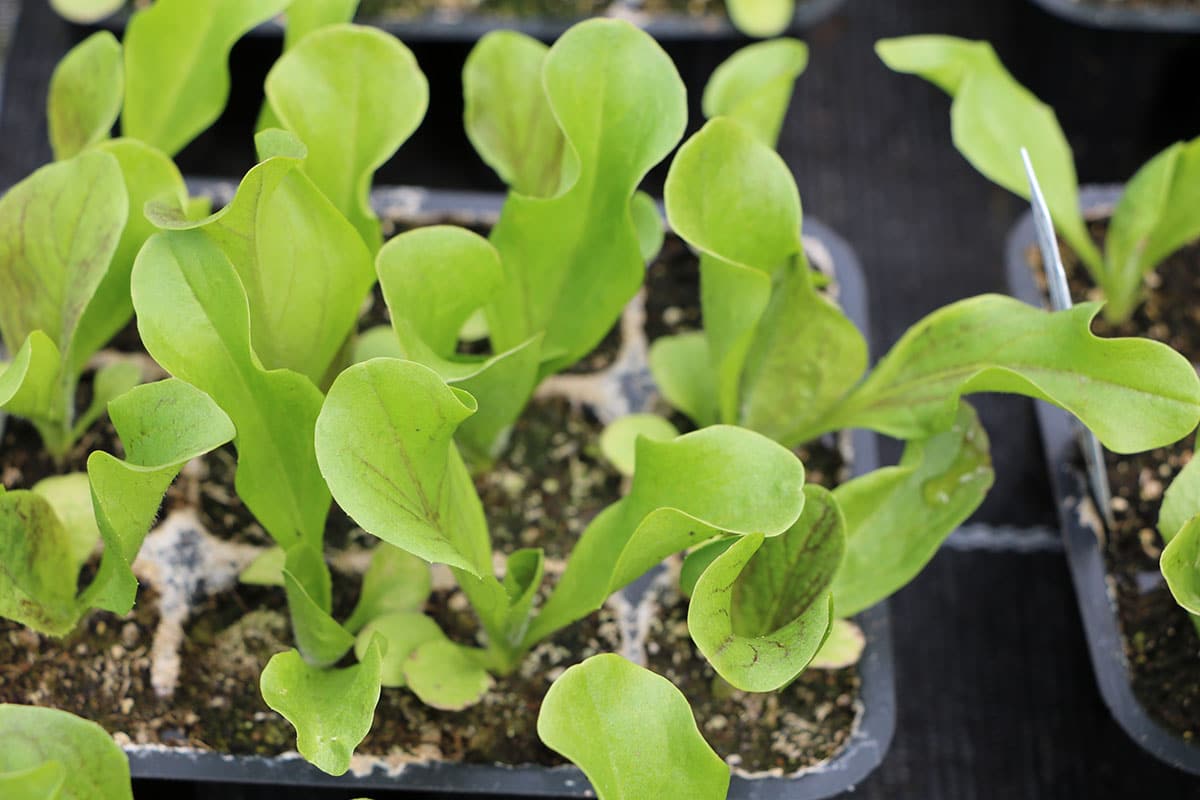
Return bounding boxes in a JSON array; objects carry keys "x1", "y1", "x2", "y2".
[{"x1": 1027, "y1": 221, "x2": 1200, "y2": 740}]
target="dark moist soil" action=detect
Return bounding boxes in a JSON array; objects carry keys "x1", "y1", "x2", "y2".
[
  {"x1": 1027, "y1": 221, "x2": 1200, "y2": 740},
  {"x1": 475, "y1": 396, "x2": 622, "y2": 561},
  {"x1": 357, "y1": 0, "x2": 726, "y2": 23}
]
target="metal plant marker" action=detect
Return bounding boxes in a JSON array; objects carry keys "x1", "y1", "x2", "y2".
[{"x1": 1020, "y1": 148, "x2": 1115, "y2": 528}]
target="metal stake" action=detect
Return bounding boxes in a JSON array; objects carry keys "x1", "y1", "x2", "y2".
[{"x1": 1020, "y1": 148, "x2": 1116, "y2": 528}]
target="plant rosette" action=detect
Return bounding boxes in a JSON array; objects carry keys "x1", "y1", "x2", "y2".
[{"x1": 1006, "y1": 187, "x2": 1200, "y2": 775}]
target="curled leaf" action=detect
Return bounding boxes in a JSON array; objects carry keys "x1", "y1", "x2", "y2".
[
  {"x1": 538, "y1": 654, "x2": 729, "y2": 800},
  {"x1": 0, "y1": 705, "x2": 131, "y2": 800}
]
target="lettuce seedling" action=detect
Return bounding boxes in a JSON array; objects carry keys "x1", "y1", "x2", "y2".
[
  {"x1": 639, "y1": 107, "x2": 1200, "y2": 699},
  {"x1": 0, "y1": 704, "x2": 133, "y2": 800},
  {"x1": 877, "y1": 35, "x2": 1200, "y2": 324},
  {"x1": 441, "y1": 23, "x2": 686, "y2": 458},
  {"x1": 0, "y1": 0, "x2": 279, "y2": 635}
]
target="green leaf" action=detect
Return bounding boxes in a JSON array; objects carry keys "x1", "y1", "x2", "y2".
[
  {"x1": 1161, "y1": 515, "x2": 1200, "y2": 615},
  {"x1": 1160, "y1": 438, "x2": 1200, "y2": 541},
  {"x1": 688, "y1": 485, "x2": 841, "y2": 691},
  {"x1": 284, "y1": 0, "x2": 361, "y2": 50},
  {"x1": 0, "y1": 490, "x2": 85, "y2": 635},
  {"x1": 538, "y1": 654, "x2": 729, "y2": 800},
  {"x1": 282, "y1": 544, "x2": 355, "y2": 667},
  {"x1": 266, "y1": 25, "x2": 428, "y2": 251},
  {"x1": 647, "y1": 333, "x2": 719, "y2": 428},
  {"x1": 32, "y1": 473, "x2": 100, "y2": 577},
  {"x1": 0, "y1": 705, "x2": 131, "y2": 800},
  {"x1": 47, "y1": 32, "x2": 123, "y2": 161},
  {"x1": 344, "y1": 544, "x2": 432, "y2": 633},
  {"x1": 376, "y1": 225, "x2": 541, "y2": 460},
  {"x1": 662, "y1": 117, "x2": 866, "y2": 436},
  {"x1": 0, "y1": 333, "x2": 65, "y2": 448},
  {"x1": 598, "y1": 414, "x2": 679, "y2": 477},
  {"x1": 809, "y1": 296, "x2": 1200, "y2": 454},
  {"x1": 261, "y1": 638, "x2": 384, "y2": 776},
  {"x1": 403, "y1": 639, "x2": 493, "y2": 710},
  {"x1": 679, "y1": 537, "x2": 736, "y2": 598},
  {"x1": 49, "y1": 0, "x2": 123, "y2": 23},
  {"x1": 240, "y1": 547, "x2": 286, "y2": 587},
  {"x1": 123, "y1": 0, "x2": 290, "y2": 156},
  {"x1": 83, "y1": 378, "x2": 235, "y2": 615},
  {"x1": 353, "y1": 326, "x2": 403, "y2": 364},
  {"x1": 529, "y1": 425, "x2": 806, "y2": 644},
  {"x1": 876, "y1": 35, "x2": 1102, "y2": 278},
  {"x1": 0, "y1": 760, "x2": 65, "y2": 800},
  {"x1": 73, "y1": 139, "x2": 189, "y2": 374},
  {"x1": 149, "y1": 133, "x2": 375, "y2": 385},
  {"x1": 71, "y1": 359, "x2": 142, "y2": 441},
  {"x1": 463, "y1": 31, "x2": 565, "y2": 197},
  {"x1": 830, "y1": 402, "x2": 993, "y2": 617},
  {"x1": 725, "y1": 0, "x2": 795, "y2": 38},
  {"x1": 315, "y1": 359, "x2": 490, "y2": 575},
  {"x1": 1104, "y1": 138, "x2": 1200, "y2": 322},
  {"x1": 702, "y1": 38, "x2": 807, "y2": 148},
  {"x1": 131, "y1": 230, "x2": 330, "y2": 549},
  {"x1": 0, "y1": 150, "x2": 127, "y2": 450},
  {"x1": 630, "y1": 191, "x2": 664, "y2": 264},
  {"x1": 483, "y1": 19, "x2": 687, "y2": 376},
  {"x1": 355, "y1": 611, "x2": 443, "y2": 687},
  {"x1": 810, "y1": 619, "x2": 866, "y2": 669}
]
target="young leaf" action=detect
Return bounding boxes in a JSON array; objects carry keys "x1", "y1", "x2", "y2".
[
  {"x1": 0, "y1": 150, "x2": 128, "y2": 451},
  {"x1": 1160, "y1": 437, "x2": 1200, "y2": 542},
  {"x1": 266, "y1": 25, "x2": 428, "y2": 251},
  {"x1": 630, "y1": 191, "x2": 664, "y2": 263},
  {"x1": 0, "y1": 490, "x2": 87, "y2": 635},
  {"x1": 375, "y1": 225, "x2": 541, "y2": 461},
  {"x1": 123, "y1": 0, "x2": 290, "y2": 157},
  {"x1": 47, "y1": 32, "x2": 123, "y2": 161},
  {"x1": 261, "y1": 637, "x2": 384, "y2": 777},
  {"x1": 0, "y1": 333, "x2": 65, "y2": 450},
  {"x1": 725, "y1": 0, "x2": 795, "y2": 39},
  {"x1": 149, "y1": 133, "x2": 374, "y2": 385},
  {"x1": 876, "y1": 35, "x2": 1102, "y2": 278},
  {"x1": 647, "y1": 333, "x2": 719, "y2": 428},
  {"x1": 284, "y1": 0, "x2": 361, "y2": 50},
  {"x1": 0, "y1": 705, "x2": 132, "y2": 800},
  {"x1": 355, "y1": 611, "x2": 443, "y2": 687},
  {"x1": 282, "y1": 544, "x2": 355, "y2": 667},
  {"x1": 240, "y1": 547, "x2": 286, "y2": 587},
  {"x1": 83, "y1": 378, "x2": 236, "y2": 616},
  {"x1": 403, "y1": 639, "x2": 493, "y2": 710},
  {"x1": 463, "y1": 31, "x2": 565, "y2": 198},
  {"x1": 315, "y1": 359, "x2": 491, "y2": 575},
  {"x1": 1104, "y1": 138, "x2": 1200, "y2": 322},
  {"x1": 72, "y1": 139, "x2": 188, "y2": 375},
  {"x1": 32, "y1": 473, "x2": 100, "y2": 577},
  {"x1": 662, "y1": 117, "x2": 866, "y2": 437},
  {"x1": 702, "y1": 38, "x2": 807, "y2": 148},
  {"x1": 688, "y1": 485, "x2": 842, "y2": 692},
  {"x1": 49, "y1": 0, "x2": 123, "y2": 24},
  {"x1": 810, "y1": 619, "x2": 866, "y2": 669},
  {"x1": 804, "y1": 296, "x2": 1200, "y2": 454},
  {"x1": 599, "y1": 414, "x2": 679, "y2": 477},
  {"x1": 1161, "y1": 515, "x2": 1200, "y2": 615},
  {"x1": 529, "y1": 425, "x2": 806, "y2": 644},
  {"x1": 538, "y1": 654, "x2": 730, "y2": 800},
  {"x1": 829, "y1": 402, "x2": 993, "y2": 617},
  {"x1": 343, "y1": 544, "x2": 432, "y2": 634},
  {"x1": 131, "y1": 230, "x2": 330, "y2": 550},
  {"x1": 483, "y1": 19, "x2": 687, "y2": 376}
]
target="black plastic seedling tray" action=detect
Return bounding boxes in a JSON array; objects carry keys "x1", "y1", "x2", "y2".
[
  {"x1": 1005, "y1": 184, "x2": 1200, "y2": 777},
  {"x1": 96, "y1": 0, "x2": 847, "y2": 42},
  {"x1": 117, "y1": 184, "x2": 896, "y2": 799},
  {"x1": 1028, "y1": 0, "x2": 1200, "y2": 33}
]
